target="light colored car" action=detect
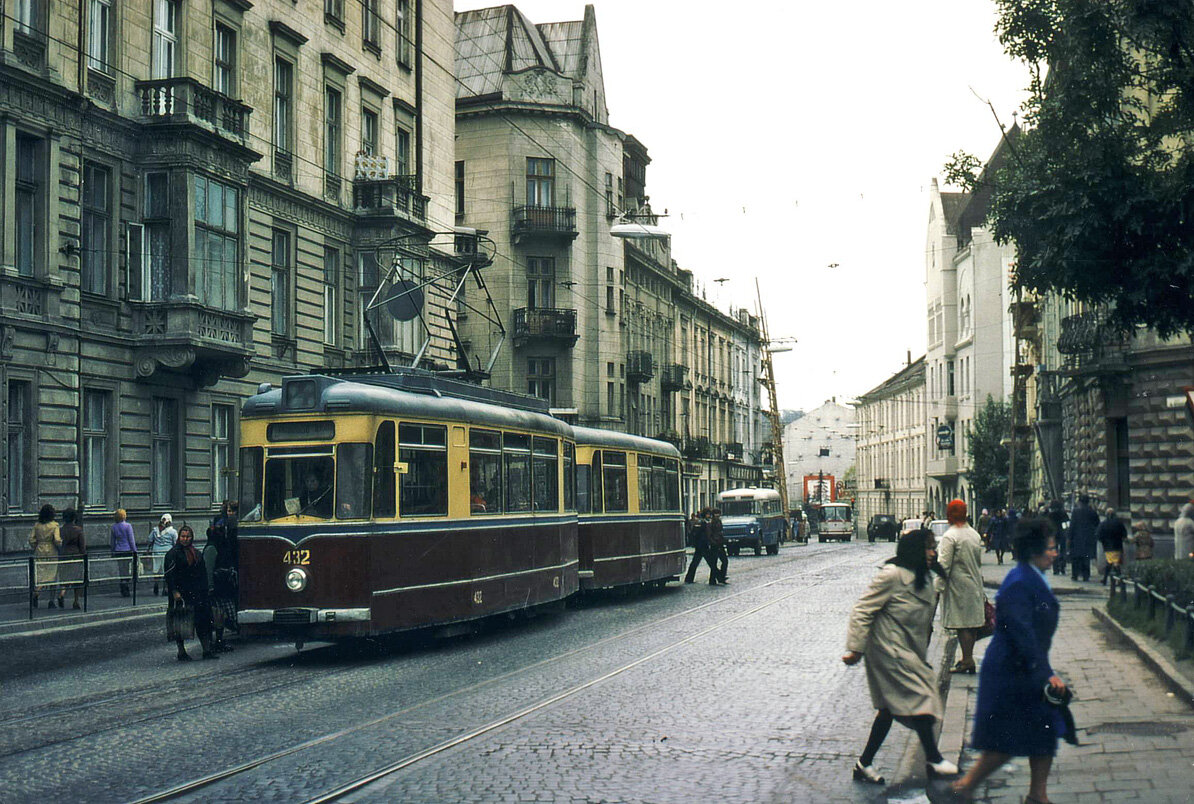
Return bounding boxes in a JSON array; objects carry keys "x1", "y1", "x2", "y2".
[
  {"x1": 898, "y1": 518, "x2": 951, "y2": 539},
  {"x1": 901, "y1": 518, "x2": 922, "y2": 534}
]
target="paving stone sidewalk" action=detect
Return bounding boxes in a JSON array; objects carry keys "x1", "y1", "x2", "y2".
[{"x1": 936, "y1": 562, "x2": 1194, "y2": 803}]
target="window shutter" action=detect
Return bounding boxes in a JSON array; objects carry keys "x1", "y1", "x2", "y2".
[{"x1": 126, "y1": 222, "x2": 145, "y2": 300}]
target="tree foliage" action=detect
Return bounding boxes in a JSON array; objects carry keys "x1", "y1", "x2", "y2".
[
  {"x1": 956, "y1": 0, "x2": 1194, "y2": 337},
  {"x1": 967, "y1": 397, "x2": 1030, "y2": 511}
]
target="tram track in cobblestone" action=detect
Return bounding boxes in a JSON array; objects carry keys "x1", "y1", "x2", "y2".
[{"x1": 129, "y1": 545, "x2": 864, "y2": 804}]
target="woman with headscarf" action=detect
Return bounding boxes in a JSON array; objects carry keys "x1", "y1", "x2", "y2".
[
  {"x1": 147, "y1": 513, "x2": 177, "y2": 596},
  {"x1": 163, "y1": 524, "x2": 216, "y2": 660},
  {"x1": 843, "y1": 529, "x2": 958, "y2": 785},
  {"x1": 951, "y1": 517, "x2": 1069, "y2": 804},
  {"x1": 938, "y1": 499, "x2": 985, "y2": 674}
]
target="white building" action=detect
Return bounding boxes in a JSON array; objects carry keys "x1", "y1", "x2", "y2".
[
  {"x1": 783, "y1": 400, "x2": 855, "y2": 504},
  {"x1": 854, "y1": 356, "x2": 927, "y2": 526}
]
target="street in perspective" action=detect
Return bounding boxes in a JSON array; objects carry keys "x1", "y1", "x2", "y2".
[{"x1": 3, "y1": 0, "x2": 1194, "y2": 802}]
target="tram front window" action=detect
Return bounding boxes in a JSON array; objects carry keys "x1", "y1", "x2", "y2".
[{"x1": 264, "y1": 456, "x2": 335, "y2": 520}]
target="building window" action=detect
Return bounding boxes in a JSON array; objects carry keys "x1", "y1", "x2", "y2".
[
  {"x1": 395, "y1": 127, "x2": 411, "y2": 176},
  {"x1": 396, "y1": 0, "x2": 412, "y2": 65},
  {"x1": 605, "y1": 172, "x2": 615, "y2": 216},
  {"x1": 526, "y1": 158, "x2": 554, "y2": 206},
  {"x1": 527, "y1": 358, "x2": 555, "y2": 405},
  {"x1": 88, "y1": 0, "x2": 112, "y2": 72},
  {"x1": 152, "y1": 0, "x2": 178, "y2": 79},
  {"x1": 454, "y1": 161, "x2": 465, "y2": 217},
  {"x1": 271, "y1": 229, "x2": 291, "y2": 336},
  {"x1": 143, "y1": 172, "x2": 171, "y2": 300},
  {"x1": 16, "y1": 0, "x2": 40, "y2": 35},
  {"x1": 81, "y1": 162, "x2": 111, "y2": 296},
  {"x1": 324, "y1": 0, "x2": 343, "y2": 26},
  {"x1": 324, "y1": 86, "x2": 342, "y2": 176},
  {"x1": 151, "y1": 397, "x2": 177, "y2": 507},
  {"x1": 14, "y1": 134, "x2": 42, "y2": 278},
  {"x1": 212, "y1": 403, "x2": 233, "y2": 505},
  {"x1": 194, "y1": 175, "x2": 240, "y2": 310},
  {"x1": 362, "y1": 0, "x2": 380, "y2": 48},
  {"x1": 526, "y1": 257, "x2": 554, "y2": 309},
  {"x1": 361, "y1": 107, "x2": 378, "y2": 155},
  {"x1": 323, "y1": 246, "x2": 339, "y2": 346},
  {"x1": 273, "y1": 58, "x2": 293, "y2": 153},
  {"x1": 6, "y1": 381, "x2": 30, "y2": 512},
  {"x1": 81, "y1": 389, "x2": 108, "y2": 507},
  {"x1": 214, "y1": 23, "x2": 236, "y2": 96}
]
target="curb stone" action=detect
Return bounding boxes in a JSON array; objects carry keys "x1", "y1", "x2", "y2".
[
  {"x1": 1090, "y1": 605, "x2": 1194, "y2": 708},
  {"x1": 0, "y1": 605, "x2": 164, "y2": 640}
]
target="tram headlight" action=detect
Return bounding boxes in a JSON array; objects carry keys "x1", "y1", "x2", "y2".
[{"x1": 285, "y1": 567, "x2": 308, "y2": 592}]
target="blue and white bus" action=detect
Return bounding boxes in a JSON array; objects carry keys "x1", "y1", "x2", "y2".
[{"x1": 716, "y1": 487, "x2": 787, "y2": 556}]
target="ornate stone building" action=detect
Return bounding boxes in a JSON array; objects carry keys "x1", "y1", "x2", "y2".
[
  {"x1": 1, "y1": 0, "x2": 458, "y2": 550},
  {"x1": 853, "y1": 357, "x2": 927, "y2": 526}
]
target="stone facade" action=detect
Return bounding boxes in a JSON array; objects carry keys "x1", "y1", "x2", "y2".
[
  {"x1": 1, "y1": 0, "x2": 458, "y2": 551},
  {"x1": 854, "y1": 357, "x2": 927, "y2": 526}
]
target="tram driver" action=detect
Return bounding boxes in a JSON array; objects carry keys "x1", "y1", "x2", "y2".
[{"x1": 298, "y1": 471, "x2": 333, "y2": 518}]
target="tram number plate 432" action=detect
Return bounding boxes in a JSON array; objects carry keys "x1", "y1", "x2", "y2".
[{"x1": 282, "y1": 549, "x2": 311, "y2": 565}]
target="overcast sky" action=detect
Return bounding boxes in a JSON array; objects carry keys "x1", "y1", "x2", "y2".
[{"x1": 454, "y1": 0, "x2": 1030, "y2": 411}]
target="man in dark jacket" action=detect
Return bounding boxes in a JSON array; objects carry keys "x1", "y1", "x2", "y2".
[
  {"x1": 1047, "y1": 500, "x2": 1069, "y2": 576},
  {"x1": 164, "y1": 526, "x2": 216, "y2": 660},
  {"x1": 684, "y1": 510, "x2": 716, "y2": 584},
  {"x1": 708, "y1": 509, "x2": 728, "y2": 584},
  {"x1": 1097, "y1": 507, "x2": 1128, "y2": 585},
  {"x1": 1069, "y1": 495, "x2": 1100, "y2": 582}
]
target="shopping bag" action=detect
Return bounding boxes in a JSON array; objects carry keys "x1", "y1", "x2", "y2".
[
  {"x1": 166, "y1": 599, "x2": 195, "y2": 641},
  {"x1": 977, "y1": 597, "x2": 996, "y2": 640}
]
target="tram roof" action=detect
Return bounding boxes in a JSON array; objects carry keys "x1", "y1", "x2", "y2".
[
  {"x1": 572, "y1": 425, "x2": 681, "y2": 458},
  {"x1": 242, "y1": 372, "x2": 572, "y2": 438}
]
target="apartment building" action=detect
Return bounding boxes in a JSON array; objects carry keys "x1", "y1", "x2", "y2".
[
  {"x1": 1, "y1": 0, "x2": 457, "y2": 550},
  {"x1": 782, "y1": 400, "x2": 855, "y2": 506},
  {"x1": 854, "y1": 356, "x2": 927, "y2": 526}
]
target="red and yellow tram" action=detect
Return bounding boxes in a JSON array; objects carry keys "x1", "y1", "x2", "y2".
[{"x1": 235, "y1": 371, "x2": 683, "y2": 645}]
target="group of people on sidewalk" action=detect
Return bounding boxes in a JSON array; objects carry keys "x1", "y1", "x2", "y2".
[
  {"x1": 28, "y1": 504, "x2": 87, "y2": 609},
  {"x1": 844, "y1": 499, "x2": 1074, "y2": 804},
  {"x1": 684, "y1": 508, "x2": 729, "y2": 585}
]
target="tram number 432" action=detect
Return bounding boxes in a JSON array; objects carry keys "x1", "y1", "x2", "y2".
[{"x1": 282, "y1": 549, "x2": 311, "y2": 565}]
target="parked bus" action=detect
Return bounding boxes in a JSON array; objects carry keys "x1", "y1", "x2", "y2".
[{"x1": 716, "y1": 487, "x2": 786, "y2": 555}]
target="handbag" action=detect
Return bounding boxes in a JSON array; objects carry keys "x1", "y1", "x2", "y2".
[
  {"x1": 977, "y1": 597, "x2": 996, "y2": 640},
  {"x1": 166, "y1": 599, "x2": 195, "y2": 641}
]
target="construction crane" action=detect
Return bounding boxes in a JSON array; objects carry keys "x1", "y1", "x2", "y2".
[{"x1": 755, "y1": 280, "x2": 790, "y2": 527}]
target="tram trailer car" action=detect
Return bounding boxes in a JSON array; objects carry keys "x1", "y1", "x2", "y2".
[
  {"x1": 235, "y1": 373, "x2": 580, "y2": 644},
  {"x1": 716, "y1": 487, "x2": 785, "y2": 555},
  {"x1": 572, "y1": 427, "x2": 686, "y2": 590}
]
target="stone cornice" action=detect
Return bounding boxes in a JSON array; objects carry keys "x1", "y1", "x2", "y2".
[
  {"x1": 269, "y1": 20, "x2": 308, "y2": 47},
  {"x1": 321, "y1": 52, "x2": 356, "y2": 76},
  {"x1": 358, "y1": 75, "x2": 390, "y2": 98}
]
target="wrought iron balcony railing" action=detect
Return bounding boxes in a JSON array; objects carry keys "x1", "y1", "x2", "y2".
[
  {"x1": 627, "y1": 350, "x2": 655, "y2": 383},
  {"x1": 512, "y1": 205, "x2": 578, "y2": 240},
  {"x1": 511, "y1": 307, "x2": 579, "y2": 346},
  {"x1": 660, "y1": 363, "x2": 689, "y2": 391},
  {"x1": 1057, "y1": 308, "x2": 1129, "y2": 372},
  {"x1": 353, "y1": 175, "x2": 427, "y2": 222},
  {"x1": 682, "y1": 436, "x2": 714, "y2": 460},
  {"x1": 135, "y1": 78, "x2": 251, "y2": 143}
]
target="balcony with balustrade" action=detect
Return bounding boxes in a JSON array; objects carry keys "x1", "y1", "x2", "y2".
[
  {"x1": 353, "y1": 174, "x2": 428, "y2": 224},
  {"x1": 660, "y1": 363, "x2": 690, "y2": 392},
  {"x1": 627, "y1": 351, "x2": 655, "y2": 383},
  {"x1": 129, "y1": 300, "x2": 255, "y2": 386},
  {"x1": 511, "y1": 307, "x2": 579, "y2": 347},
  {"x1": 134, "y1": 78, "x2": 252, "y2": 147},
  {"x1": 1057, "y1": 308, "x2": 1129, "y2": 375},
  {"x1": 511, "y1": 205, "x2": 577, "y2": 244}
]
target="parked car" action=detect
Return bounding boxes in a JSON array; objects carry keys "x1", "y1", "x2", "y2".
[
  {"x1": 901, "y1": 518, "x2": 922, "y2": 534},
  {"x1": 928, "y1": 519, "x2": 950, "y2": 539},
  {"x1": 867, "y1": 514, "x2": 899, "y2": 543}
]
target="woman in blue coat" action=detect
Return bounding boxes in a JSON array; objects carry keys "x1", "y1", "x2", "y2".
[{"x1": 951, "y1": 517, "x2": 1069, "y2": 804}]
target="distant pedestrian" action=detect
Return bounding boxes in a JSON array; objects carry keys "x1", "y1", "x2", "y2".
[
  {"x1": 1069, "y1": 495, "x2": 1100, "y2": 582},
  {"x1": 147, "y1": 513, "x2": 177, "y2": 596},
  {"x1": 59, "y1": 507, "x2": 86, "y2": 610},
  {"x1": 951, "y1": 517, "x2": 1071, "y2": 804},
  {"x1": 207, "y1": 501, "x2": 240, "y2": 650},
  {"x1": 29, "y1": 504, "x2": 61, "y2": 609},
  {"x1": 1174, "y1": 503, "x2": 1194, "y2": 561},
  {"x1": 977, "y1": 509, "x2": 991, "y2": 543},
  {"x1": 1047, "y1": 500, "x2": 1069, "y2": 576},
  {"x1": 843, "y1": 529, "x2": 956, "y2": 785},
  {"x1": 1097, "y1": 508, "x2": 1127, "y2": 585},
  {"x1": 988, "y1": 509, "x2": 1011, "y2": 565},
  {"x1": 938, "y1": 500, "x2": 984, "y2": 674},
  {"x1": 164, "y1": 524, "x2": 216, "y2": 661},
  {"x1": 1130, "y1": 522, "x2": 1154, "y2": 562},
  {"x1": 708, "y1": 509, "x2": 728, "y2": 584},
  {"x1": 684, "y1": 510, "x2": 714, "y2": 583},
  {"x1": 110, "y1": 509, "x2": 138, "y2": 597}
]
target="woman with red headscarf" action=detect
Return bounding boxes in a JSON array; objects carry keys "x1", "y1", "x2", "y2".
[{"x1": 938, "y1": 499, "x2": 984, "y2": 673}]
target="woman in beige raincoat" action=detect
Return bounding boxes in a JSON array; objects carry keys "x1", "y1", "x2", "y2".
[
  {"x1": 843, "y1": 529, "x2": 958, "y2": 785},
  {"x1": 938, "y1": 498, "x2": 984, "y2": 673}
]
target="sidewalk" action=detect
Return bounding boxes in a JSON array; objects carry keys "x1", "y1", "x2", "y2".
[
  {"x1": 0, "y1": 579, "x2": 167, "y2": 638},
  {"x1": 935, "y1": 561, "x2": 1194, "y2": 802}
]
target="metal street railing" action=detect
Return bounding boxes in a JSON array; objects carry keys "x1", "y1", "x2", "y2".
[{"x1": 1109, "y1": 574, "x2": 1194, "y2": 653}]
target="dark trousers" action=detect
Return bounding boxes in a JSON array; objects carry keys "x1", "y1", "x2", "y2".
[
  {"x1": 1071, "y1": 557, "x2": 1091, "y2": 581},
  {"x1": 710, "y1": 545, "x2": 728, "y2": 583},
  {"x1": 684, "y1": 545, "x2": 716, "y2": 583}
]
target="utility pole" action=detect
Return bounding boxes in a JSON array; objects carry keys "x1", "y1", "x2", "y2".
[{"x1": 755, "y1": 280, "x2": 789, "y2": 522}]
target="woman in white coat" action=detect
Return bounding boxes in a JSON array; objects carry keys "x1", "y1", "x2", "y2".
[
  {"x1": 938, "y1": 498, "x2": 985, "y2": 673},
  {"x1": 843, "y1": 529, "x2": 958, "y2": 785}
]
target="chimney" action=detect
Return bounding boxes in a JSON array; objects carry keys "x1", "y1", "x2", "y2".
[{"x1": 906, "y1": 349, "x2": 911, "y2": 366}]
